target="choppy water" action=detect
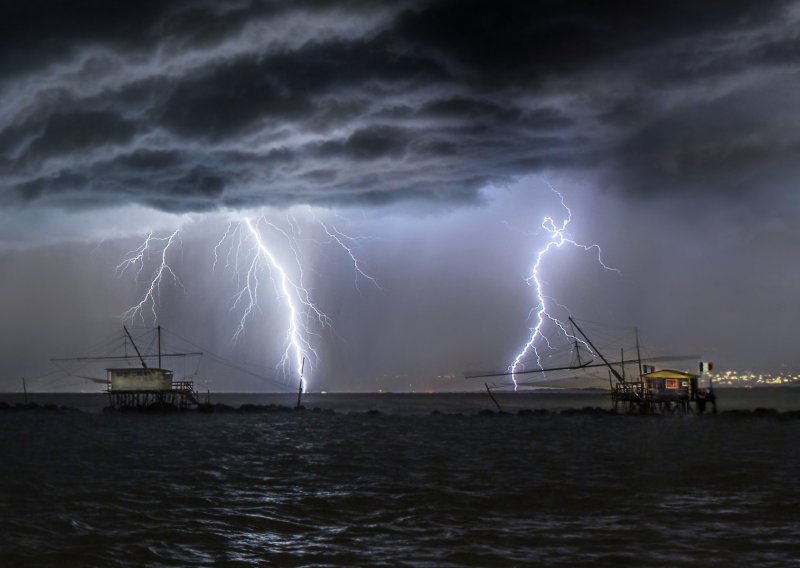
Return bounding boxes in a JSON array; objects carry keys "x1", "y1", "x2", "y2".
[{"x1": 0, "y1": 389, "x2": 799, "y2": 566}]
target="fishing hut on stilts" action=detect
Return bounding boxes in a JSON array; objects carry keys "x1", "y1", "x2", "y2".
[
  {"x1": 466, "y1": 317, "x2": 715, "y2": 415},
  {"x1": 54, "y1": 326, "x2": 202, "y2": 410},
  {"x1": 106, "y1": 326, "x2": 200, "y2": 410},
  {"x1": 571, "y1": 318, "x2": 715, "y2": 415}
]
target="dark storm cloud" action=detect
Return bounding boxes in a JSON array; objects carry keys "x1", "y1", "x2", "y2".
[
  {"x1": 612, "y1": 73, "x2": 800, "y2": 199},
  {"x1": 314, "y1": 125, "x2": 412, "y2": 161},
  {"x1": 0, "y1": 0, "x2": 798, "y2": 212}
]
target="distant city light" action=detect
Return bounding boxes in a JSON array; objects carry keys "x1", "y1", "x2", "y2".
[{"x1": 710, "y1": 371, "x2": 800, "y2": 387}]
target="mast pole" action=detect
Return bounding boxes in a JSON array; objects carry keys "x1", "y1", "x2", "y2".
[
  {"x1": 571, "y1": 321, "x2": 583, "y2": 367},
  {"x1": 123, "y1": 325, "x2": 148, "y2": 369},
  {"x1": 158, "y1": 325, "x2": 161, "y2": 369},
  {"x1": 568, "y1": 317, "x2": 625, "y2": 383},
  {"x1": 22, "y1": 377, "x2": 28, "y2": 405}
]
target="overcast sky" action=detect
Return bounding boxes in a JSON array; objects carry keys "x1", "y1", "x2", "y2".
[{"x1": 1, "y1": 1, "x2": 799, "y2": 392}]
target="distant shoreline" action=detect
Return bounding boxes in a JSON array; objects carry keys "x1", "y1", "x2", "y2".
[
  {"x1": 3, "y1": 387, "x2": 800, "y2": 415},
  {"x1": 2, "y1": 383, "x2": 798, "y2": 395}
]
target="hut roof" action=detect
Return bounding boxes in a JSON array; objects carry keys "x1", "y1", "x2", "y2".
[{"x1": 642, "y1": 369, "x2": 700, "y2": 380}]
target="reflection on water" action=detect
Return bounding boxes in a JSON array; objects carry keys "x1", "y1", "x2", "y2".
[{"x1": 0, "y1": 391, "x2": 798, "y2": 566}]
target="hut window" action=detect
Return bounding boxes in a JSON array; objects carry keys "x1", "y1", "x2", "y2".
[{"x1": 666, "y1": 379, "x2": 678, "y2": 389}]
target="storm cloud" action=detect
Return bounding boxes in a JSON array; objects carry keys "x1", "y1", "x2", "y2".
[
  {"x1": 2, "y1": 1, "x2": 800, "y2": 391},
  {"x1": 2, "y1": 0, "x2": 799, "y2": 213}
]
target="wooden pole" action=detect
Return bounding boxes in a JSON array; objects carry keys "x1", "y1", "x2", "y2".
[
  {"x1": 709, "y1": 374, "x2": 717, "y2": 414},
  {"x1": 569, "y1": 317, "x2": 625, "y2": 384},
  {"x1": 123, "y1": 326, "x2": 147, "y2": 369},
  {"x1": 572, "y1": 321, "x2": 583, "y2": 367},
  {"x1": 295, "y1": 357, "x2": 305, "y2": 410},
  {"x1": 635, "y1": 327, "x2": 643, "y2": 380},
  {"x1": 485, "y1": 383, "x2": 502, "y2": 412}
]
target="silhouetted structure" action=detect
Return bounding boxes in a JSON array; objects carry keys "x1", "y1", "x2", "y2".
[
  {"x1": 106, "y1": 326, "x2": 199, "y2": 410},
  {"x1": 467, "y1": 317, "x2": 714, "y2": 415},
  {"x1": 613, "y1": 369, "x2": 704, "y2": 414}
]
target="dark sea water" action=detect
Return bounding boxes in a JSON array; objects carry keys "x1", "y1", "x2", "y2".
[{"x1": 0, "y1": 388, "x2": 799, "y2": 566}]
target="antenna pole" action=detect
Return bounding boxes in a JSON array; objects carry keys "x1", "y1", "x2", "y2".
[
  {"x1": 22, "y1": 377, "x2": 28, "y2": 405},
  {"x1": 157, "y1": 325, "x2": 161, "y2": 369}
]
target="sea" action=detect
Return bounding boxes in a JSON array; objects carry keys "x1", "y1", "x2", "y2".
[{"x1": 0, "y1": 388, "x2": 798, "y2": 567}]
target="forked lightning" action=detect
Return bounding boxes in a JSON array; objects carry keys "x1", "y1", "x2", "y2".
[{"x1": 510, "y1": 186, "x2": 618, "y2": 388}]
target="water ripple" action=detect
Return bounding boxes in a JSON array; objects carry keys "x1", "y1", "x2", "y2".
[{"x1": 0, "y1": 408, "x2": 798, "y2": 566}]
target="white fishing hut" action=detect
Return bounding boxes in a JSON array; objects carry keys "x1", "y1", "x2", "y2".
[{"x1": 105, "y1": 327, "x2": 199, "y2": 410}]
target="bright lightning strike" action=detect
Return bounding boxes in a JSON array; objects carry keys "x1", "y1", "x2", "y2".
[
  {"x1": 510, "y1": 185, "x2": 618, "y2": 388},
  {"x1": 118, "y1": 228, "x2": 183, "y2": 324},
  {"x1": 215, "y1": 213, "x2": 372, "y2": 390},
  {"x1": 237, "y1": 217, "x2": 327, "y2": 391},
  {"x1": 117, "y1": 212, "x2": 376, "y2": 392}
]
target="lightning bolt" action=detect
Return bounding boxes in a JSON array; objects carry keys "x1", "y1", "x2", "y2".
[
  {"x1": 509, "y1": 185, "x2": 618, "y2": 388},
  {"x1": 214, "y1": 213, "x2": 370, "y2": 390},
  {"x1": 235, "y1": 217, "x2": 328, "y2": 391},
  {"x1": 117, "y1": 211, "x2": 376, "y2": 392},
  {"x1": 118, "y1": 228, "x2": 183, "y2": 324},
  {"x1": 316, "y1": 219, "x2": 382, "y2": 292}
]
